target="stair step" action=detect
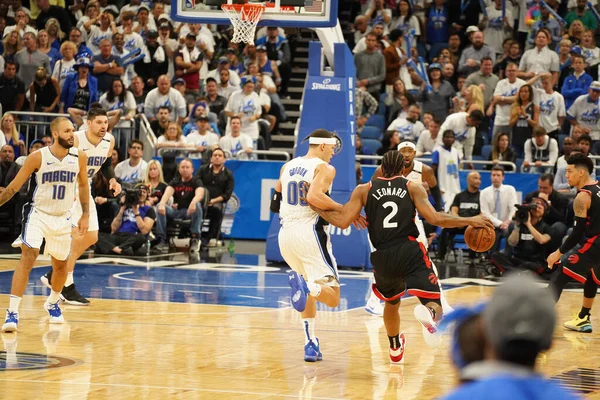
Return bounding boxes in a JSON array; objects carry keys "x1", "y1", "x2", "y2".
[
  {"x1": 280, "y1": 121, "x2": 297, "y2": 130},
  {"x1": 290, "y1": 77, "x2": 306, "y2": 83},
  {"x1": 282, "y1": 97, "x2": 302, "y2": 105},
  {"x1": 286, "y1": 110, "x2": 301, "y2": 118},
  {"x1": 271, "y1": 134, "x2": 296, "y2": 142},
  {"x1": 268, "y1": 147, "x2": 294, "y2": 154}
]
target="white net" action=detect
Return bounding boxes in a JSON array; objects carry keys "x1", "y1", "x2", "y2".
[{"x1": 221, "y1": 4, "x2": 266, "y2": 45}]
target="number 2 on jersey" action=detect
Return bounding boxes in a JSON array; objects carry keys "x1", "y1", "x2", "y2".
[
  {"x1": 382, "y1": 201, "x2": 398, "y2": 228},
  {"x1": 52, "y1": 184, "x2": 66, "y2": 200},
  {"x1": 287, "y1": 181, "x2": 309, "y2": 206}
]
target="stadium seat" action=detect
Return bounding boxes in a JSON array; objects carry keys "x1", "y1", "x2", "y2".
[
  {"x1": 361, "y1": 138, "x2": 382, "y2": 155},
  {"x1": 558, "y1": 134, "x2": 567, "y2": 151},
  {"x1": 366, "y1": 114, "x2": 386, "y2": 131},
  {"x1": 361, "y1": 126, "x2": 382, "y2": 140},
  {"x1": 481, "y1": 144, "x2": 493, "y2": 161},
  {"x1": 378, "y1": 93, "x2": 387, "y2": 116}
]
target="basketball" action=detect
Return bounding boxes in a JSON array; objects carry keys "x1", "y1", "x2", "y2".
[{"x1": 464, "y1": 226, "x2": 496, "y2": 253}]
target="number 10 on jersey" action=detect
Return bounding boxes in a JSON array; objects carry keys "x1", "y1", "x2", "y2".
[
  {"x1": 287, "y1": 181, "x2": 309, "y2": 206},
  {"x1": 52, "y1": 184, "x2": 66, "y2": 200}
]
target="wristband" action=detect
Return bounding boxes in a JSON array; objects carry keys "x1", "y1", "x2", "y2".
[{"x1": 135, "y1": 214, "x2": 141, "y2": 217}]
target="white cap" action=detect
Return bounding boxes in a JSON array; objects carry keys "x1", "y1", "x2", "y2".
[{"x1": 466, "y1": 26, "x2": 480, "y2": 34}]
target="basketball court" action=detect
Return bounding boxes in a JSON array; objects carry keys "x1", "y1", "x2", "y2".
[{"x1": 0, "y1": 247, "x2": 598, "y2": 399}]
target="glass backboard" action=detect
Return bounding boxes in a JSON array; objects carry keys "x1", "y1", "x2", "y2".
[{"x1": 170, "y1": 0, "x2": 338, "y2": 28}]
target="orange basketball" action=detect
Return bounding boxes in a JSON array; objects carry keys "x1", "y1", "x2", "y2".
[{"x1": 464, "y1": 226, "x2": 496, "y2": 253}]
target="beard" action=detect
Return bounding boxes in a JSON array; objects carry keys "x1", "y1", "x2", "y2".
[
  {"x1": 57, "y1": 136, "x2": 73, "y2": 149},
  {"x1": 473, "y1": 42, "x2": 483, "y2": 50}
]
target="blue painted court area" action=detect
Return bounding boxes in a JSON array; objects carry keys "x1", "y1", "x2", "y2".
[{"x1": 0, "y1": 261, "x2": 377, "y2": 311}]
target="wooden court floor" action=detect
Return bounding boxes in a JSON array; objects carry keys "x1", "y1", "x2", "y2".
[{"x1": 0, "y1": 259, "x2": 599, "y2": 399}]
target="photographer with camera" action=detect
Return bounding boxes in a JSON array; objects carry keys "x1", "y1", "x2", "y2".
[
  {"x1": 489, "y1": 197, "x2": 552, "y2": 276},
  {"x1": 95, "y1": 184, "x2": 156, "y2": 256}
]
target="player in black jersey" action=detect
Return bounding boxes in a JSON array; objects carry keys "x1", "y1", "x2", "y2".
[
  {"x1": 548, "y1": 153, "x2": 600, "y2": 333},
  {"x1": 305, "y1": 151, "x2": 493, "y2": 363}
]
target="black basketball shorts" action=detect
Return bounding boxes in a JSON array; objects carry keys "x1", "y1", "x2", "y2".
[
  {"x1": 370, "y1": 237, "x2": 441, "y2": 305},
  {"x1": 561, "y1": 235, "x2": 600, "y2": 285}
]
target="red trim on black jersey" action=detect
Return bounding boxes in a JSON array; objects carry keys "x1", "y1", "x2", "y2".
[
  {"x1": 563, "y1": 267, "x2": 587, "y2": 283},
  {"x1": 578, "y1": 235, "x2": 599, "y2": 254},
  {"x1": 377, "y1": 176, "x2": 402, "y2": 181},
  {"x1": 591, "y1": 269, "x2": 600, "y2": 285},
  {"x1": 409, "y1": 236, "x2": 432, "y2": 269},
  {"x1": 372, "y1": 283, "x2": 405, "y2": 302},
  {"x1": 407, "y1": 288, "x2": 441, "y2": 299}
]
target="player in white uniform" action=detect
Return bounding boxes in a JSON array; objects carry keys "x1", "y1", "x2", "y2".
[
  {"x1": 366, "y1": 141, "x2": 453, "y2": 323},
  {"x1": 0, "y1": 117, "x2": 90, "y2": 332},
  {"x1": 273, "y1": 130, "x2": 362, "y2": 362},
  {"x1": 40, "y1": 108, "x2": 121, "y2": 305}
]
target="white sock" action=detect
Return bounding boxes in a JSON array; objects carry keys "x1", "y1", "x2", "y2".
[
  {"x1": 65, "y1": 272, "x2": 74, "y2": 287},
  {"x1": 306, "y1": 282, "x2": 322, "y2": 297},
  {"x1": 8, "y1": 295, "x2": 21, "y2": 313},
  {"x1": 48, "y1": 291, "x2": 61, "y2": 304},
  {"x1": 303, "y1": 318, "x2": 316, "y2": 344}
]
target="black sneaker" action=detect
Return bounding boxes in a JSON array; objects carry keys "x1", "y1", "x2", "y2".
[
  {"x1": 40, "y1": 270, "x2": 53, "y2": 290},
  {"x1": 60, "y1": 284, "x2": 90, "y2": 306}
]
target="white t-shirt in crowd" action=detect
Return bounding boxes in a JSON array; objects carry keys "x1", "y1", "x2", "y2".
[
  {"x1": 186, "y1": 130, "x2": 220, "y2": 159},
  {"x1": 493, "y1": 78, "x2": 525, "y2": 126},
  {"x1": 416, "y1": 130, "x2": 438, "y2": 155},
  {"x1": 219, "y1": 134, "x2": 254, "y2": 160},
  {"x1": 52, "y1": 58, "x2": 76, "y2": 89},
  {"x1": 481, "y1": 6, "x2": 513, "y2": 54},
  {"x1": 143, "y1": 87, "x2": 187, "y2": 121},
  {"x1": 86, "y1": 25, "x2": 114, "y2": 55},
  {"x1": 567, "y1": 94, "x2": 600, "y2": 140},
  {"x1": 225, "y1": 90, "x2": 262, "y2": 140},
  {"x1": 387, "y1": 118, "x2": 425, "y2": 142},
  {"x1": 99, "y1": 91, "x2": 137, "y2": 113},
  {"x1": 115, "y1": 159, "x2": 148, "y2": 184},
  {"x1": 438, "y1": 112, "x2": 476, "y2": 160},
  {"x1": 533, "y1": 87, "x2": 566, "y2": 133}
]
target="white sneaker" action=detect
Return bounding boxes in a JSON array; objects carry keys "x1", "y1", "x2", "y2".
[
  {"x1": 207, "y1": 239, "x2": 218, "y2": 247},
  {"x1": 365, "y1": 293, "x2": 384, "y2": 317},
  {"x1": 414, "y1": 305, "x2": 438, "y2": 334},
  {"x1": 2, "y1": 310, "x2": 19, "y2": 333},
  {"x1": 44, "y1": 300, "x2": 65, "y2": 324}
]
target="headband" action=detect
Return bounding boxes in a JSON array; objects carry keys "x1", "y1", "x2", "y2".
[
  {"x1": 309, "y1": 137, "x2": 338, "y2": 145},
  {"x1": 397, "y1": 142, "x2": 416, "y2": 151}
]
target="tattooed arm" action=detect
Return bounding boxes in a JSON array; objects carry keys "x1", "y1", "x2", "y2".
[
  {"x1": 0, "y1": 152, "x2": 41, "y2": 208},
  {"x1": 77, "y1": 152, "x2": 90, "y2": 235}
]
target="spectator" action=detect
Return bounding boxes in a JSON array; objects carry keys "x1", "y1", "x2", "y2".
[
  {"x1": 172, "y1": 78, "x2": 186, "y2": 100},
  {"x1": 0, "y1": 144, "x2": 21, "y2": 229},
  {"x1": 138, "y1": 30, "x2": 167, "y2": 89},
  {"x1": 438, "y1": 110, "x2": 483, "y2": 162},
  {"x1": 110, "y1": 33, "x2": 135, "y2": 89},
  {"x1": 530, "y1": 72, "x2": 566, "y2": 140},
  {"x1": 195, "y1": 148, "x2": 234, "y2": 247},
  {"x1": 35, "y1": 0, "x2": 71, "y2": 34},
  {"x1": 528, "y1": 3, "x2": 562, "y2": 49},
  {"x1": 95, "y1": 183, "x2": 156, "y2": 256},
  {"x1": 203, "y1": 77, "x2": 227, "y2": 117},
  {"x1": 143, "y1": 74, "x2": 187, "y2": 124},
  {"x1": 523, "y1": 127, "x2": 559, "y2": 173},
  {"x1": 464, "y1": 57, "x2": 500, "y2": 110},
  {"x1": 414, "y1": 63, "x2": 455, "y2": 121},
  {"x1": 364, "y1": 0, "x2": 392, "y2": 35},
  {"x1": 495, "y1": 40, "x2": 522, "y2": 79},
  {"x1": 41, "y1": 133, "x2": 52, "y2": 147},
  {"x1": 488, "y1": 132, "x2": 516, "y2": 170},
  {"x1": 60, "y1": 57, "x2": 98, "y2": 126},
  {"x1": 29, "y1": 66, "x2": 59, "y2": 113},
  {"x1": 36, "y1": 29, "x2": 59, "y2": 69},
  {"x1": 387, "y1": 104, "x2": 425, "y2": 142},
  {"x1": 416, "y1": 117, "x2": 441, "y2": 156},
  {"x1": 385, "y1": 78, "x2": 415, "y2": 122},
  {"x1": 143, "y1": 159, "x2": 167, "y2": 207},
  {"x1": 441, "y1": 275, "x2": 578, "y2": 400},
  {"x1": 490, "y1": 197, "x2": 551, "y2": 275},
  {"x1": 480, "y1": 166, "x2": 518, "y2": 251},
  {"x1": 92, "y1": 38, "x2": 123, "y2": 95},
  {"x1": 133, "y1": 5, "x2": 155, "y2": 36},
  {"x1": 224, "y1": 76, "x2": 262, "y2": 141},
  {"x1": 150, "y1": 105, "x2": 170, "y2": 137},
  {"x1": 114, "y1": 139, "x2": 148, "y2": 184},
  {"x1": 175, "y1": 32, "x2": 202, "y2": 104},
  {"x1": 577, "y1": 133, "x2": 593, "y2": 157},
  {"x1": 442, "y1": 62, "x2": 457, "y2": 89},
  {"x1": 352, "y1": 16, "x2": 370, "y2": 49},
  {"x1": 14, "y1": 31, "x2": 50, "y2": 89},
  {"x1": 454, "y1": 84, "x2": 484, "y2": 113},
  {"x1": 120, "y1": 12, "x2": 146, "y2": 55},
  {"x1": 509, "y1": 84, "x2": 538, "y2": 154},
  {"x1": 4, "y1": 8, "x2": 37, "y2": 40},
  {"x1": 15, "y1": 138, "x2": 44, "y2": 167},
  {"x1": 518, "y1": 29, "x2": 559, "y2": 87},
  {"x1": 130, "y1": 75, "x2": 147, "y2": 115},
  {"x1": 355, "y1": 133, "x2": 374, "y2": 162},
  {"x1": 581, "y1": 30, "x2": 600, "y2": 70},
  {"x1": 225, "y1": 48, "x2": 244, "y2": 76},
  {"x1": 524, "y1": 174, "x2": 569, "y2": 250},
  {"x1": 458, "y1": 31, "x2": 496, "y2": 76},
  {"x1": 155, "y1": 158, "x2": 206, "y2": 253},
  {"x1": 84, "y1": 9, "x2": 116, "y2": 56},
  {"x1": 426, "y1": 0, "x2": 449, "y2": 47},
  {"x1": 216, "y1": 67, "x2": 239, "y2": 99},
  {"x1": 438, "y1": 171, "x2": 481, "y2": 260},
  {"x1": 566, "y1": 81, "x2": 600, "y2": 140},
  {"x1": 489, "y1": 62, "x2": 525, "y2": 135},
  {"x1": 44, "y1": 18, "x2": 63, "y2": 53},
  {"x1": 354, "y1": 32, "x2": 386, "y2": 101},
  {"x1": 479, "y1": 0, "x2": 513, "y2": 56},
  {"x1": 0, "y1": 60, "x2": 25, "y2": 112},
  {"x1": 558, "y1": 39, "x2": 574, "y2": 75},
  {"x1": 355, "y1": 88, "x2": 378, "y2": 133},
  {"x1": 2, "y1": 31, "x2": 23, "y2": 62},
  {"x1": 156, "y1": 121, "x2": 190, "y2": 156},
  {"x1": 255, "y1": 26, "x2": 291, "y2": 97},
  {"x1": 353, "y1": 22, "x2": 389, "y2": 54},
  {"x1": 432, "y1": 130, "x2": 462, "y2": 211},
  {"x1": 556, "y1": 136, "x2": 575, "y2": 172},
  {"x1": 187, "y1": 115, "x2": 220, "y2": 162},
  {"x1": 376, "y1": 131, "x2": 400, "y2": 156},
  {"x1": 219, "y1": 116, "x2": 254, "y2": 160},
  {"x1": 207, "y1": 56, "x2": 241, "y2": 87},
  {"x1": 183, "y1": 101, "x2": 219, "y2": 135},
  {"x1": 157, "y1": 22, "x2": 178, "y2": 77},
  {"x1": 51, "y1": 40, "x2": 76, "y2": 90},
  {"x1": 565, "y1": 0, "x2": 598, "y2": 30},
  {"x1": 391, "y1": 0, "x2": 419, "y2": 47},
  {"x1": 383, "y1": 29, "x2": 407, "y2": 94},
  {"x1": 68, "y1": 27, "x2": 92, "y2": 60},
  {"x1": 562, "y1": 54, "x2": 593, "y2": 110},
  {"x1": 1, "y1": 113, "x2": 25, "y2": 159},
  {"x1": 99, "y1": 77, "x2": 136, "y2": 120}
]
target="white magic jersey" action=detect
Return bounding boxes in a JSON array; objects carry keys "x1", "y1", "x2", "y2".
[
  {"x1": 29, "y1": 146, "x2": 80, "y2": 215},
  {"x1": 280, "y1": 156, "x2": 331, "y2": 226},
  {"x1": 76, "y1": 129, "x2": 112, "y2": 182}
]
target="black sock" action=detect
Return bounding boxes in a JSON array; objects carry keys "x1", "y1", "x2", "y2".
[
  {"x1": 579, "y1": 307, "x2": 591, "y2": 319},
  {"x1": 388, "y1": 335, "x2": 401, "y2": 349},
  {"x1": 427, "y1": 306, "x2": 437, "y2": 320}
]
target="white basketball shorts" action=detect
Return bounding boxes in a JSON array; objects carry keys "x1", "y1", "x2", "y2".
[
  {"x1": 71, "y1": 198, "x2": 98, "y2": 232},
  {"x1": 13, "y1": 207, "x2": 72, "y2": 261},
  {"x1": 278, "y1": 222, "x2": 340, "y2": 287}
]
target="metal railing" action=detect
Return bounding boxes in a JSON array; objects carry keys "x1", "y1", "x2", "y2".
[
  {"x1": 462, "y1": 160, "x2": 518, "y2": 172},
  {"x1": 153, "y1": 146, "x2": 291, "y2": 161},
  {"x1": 235, "y1": 150, "x2": 291, "y2": 161},
  {"x1": 519, "y1": 162, "x2": 554, "y2": 173},
  {"x1": 355, "y1": 155, "x2": 433, "y2": 163},
  {"x1": 138, "y1": 114, "x2": 157, "y2": 162}
]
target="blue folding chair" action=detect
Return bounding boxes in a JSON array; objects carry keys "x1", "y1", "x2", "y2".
[
  {"x1": 481, "y1": 144, "x2": 493, "y2": 161},
  {"x1": 361, "y1": 139, "x2": 382, "y2": 155},
  {"x1": 360, "y1": 126, "x2": 382, "y2": 140},
  {"x1": 366, "y1": 114, "x2": 386, "y2": 131}
]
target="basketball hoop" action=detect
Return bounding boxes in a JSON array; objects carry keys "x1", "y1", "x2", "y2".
[{"x1": 222, "y1": 3, "x2": 268, "y2": 45}]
